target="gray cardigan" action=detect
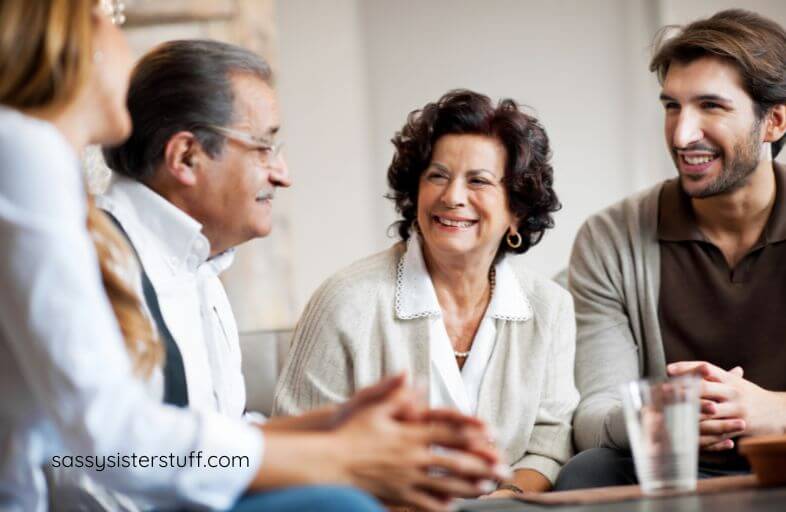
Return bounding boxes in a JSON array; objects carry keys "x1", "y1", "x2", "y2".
[
  {"x1": 273, "y1": 243, "x2": 579, "y2": 483},
  {"x1": 568, "y1": 182, "x2": 667, "y2": 452}
]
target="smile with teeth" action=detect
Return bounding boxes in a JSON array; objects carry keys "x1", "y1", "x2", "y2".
[
  {"x1": 434, "y1": 215, "x2": 476, "y2": 228},
  {"x1": 681, "y1": 153, "x2": 718, "y2": 165}
]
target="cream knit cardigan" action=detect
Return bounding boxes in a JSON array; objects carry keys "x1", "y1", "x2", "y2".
[{"x1": 273, "y1": 243, "x2": 579, "y2": 483}]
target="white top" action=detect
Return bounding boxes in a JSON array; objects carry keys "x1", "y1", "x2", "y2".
[
  {"x1": 97, "y1": 175, "x2": 248, "y2": 418},
  {"x1": 397, "y1": 235, "x2": 531, "y2": 415},
  {"x1": 0, "y1": 107, "x2": 263, "y2": 512}
]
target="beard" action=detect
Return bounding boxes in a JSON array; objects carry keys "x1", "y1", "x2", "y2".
[{"x1": 677, "y1": 119, "x2": 763, "y2": 199}]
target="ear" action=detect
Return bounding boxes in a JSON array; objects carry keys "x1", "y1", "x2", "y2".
[
  {"x1": 764, "y1": 104, "x2": 786, "y2": 144},
  {"x1": 162, "y1": 131, "x2": 202, "y2": 186},
  {"x1": 509, "y1": 215, "x2": 522, "y2": 235}
]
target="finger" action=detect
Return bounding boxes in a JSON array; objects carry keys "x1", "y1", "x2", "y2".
[
  {"x1": 426, "y1": 451, "x2": 504, "y2": 481},
  {"x1": 700, "y1": 380, "x2": 737, "y2": 402},
  {"x1": 704, "y1": 401, "x2": 744, "y2": 420},
  {"x1": 729, "y1": 366, "x2": 744, "y2": 378},
  {"x1": 699, "y1": 418, "x2": 746, "y2": 436},
  {"x1": 349, "y1": 373, "x2": 407, "y2": 409},
  {"x1": 668, "y1": 361, "x2": 728, "y2": 382},
  {"x1": 700, "y1": 399, "x2": 717, "y2": 419},
  {"x1": 398, "y1": 488, "x2": 452, "y2": 512},
  {"x1": 423, "y1": 408, "x2": 487, "y2": 430},
  {"x1": 420, "y1": 424, "x2": 500, "y2": 465},
  {"x1": 416, "y1": 473, "x2": 486, "y2": 499},
  {"x1": 703, "y1": 438, "x2": 735, "y2": 451}
]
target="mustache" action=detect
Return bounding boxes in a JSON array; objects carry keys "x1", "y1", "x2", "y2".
[{"x1": 673, "y1": 144, "x2": 719, "y2": 153}]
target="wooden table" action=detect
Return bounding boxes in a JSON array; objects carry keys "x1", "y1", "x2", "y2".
[{"x1": 456, "y1": 476, "x2": 786, "y2": 512}]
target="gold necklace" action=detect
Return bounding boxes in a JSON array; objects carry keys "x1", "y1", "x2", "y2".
[{"x1": 452, "y1": 267, "x2": 495, "y2": 359}]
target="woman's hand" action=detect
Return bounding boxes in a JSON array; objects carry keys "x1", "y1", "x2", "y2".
[{"x1": 329, "y1": 377, "x2": 506, "y2": 511}]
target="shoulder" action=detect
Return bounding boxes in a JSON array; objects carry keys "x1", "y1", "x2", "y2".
[
  {"x1": 0, "y1": 108, "x2": 83, "y2": 223},
  {"x1": 573, "y1": 182, "x2": 663, "y2": 254},
  {"x1": 303, "y1": 244, "x2": 402, "y2": 317},
  {"x1": 510, "y1": 262, "x2": 573, "y2": 317}
]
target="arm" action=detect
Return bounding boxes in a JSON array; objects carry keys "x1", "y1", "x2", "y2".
[
  {"x1": 510, "y1": 291, "x2": 579, "y2": 484},
  {"x1": 272, "y1": 280, "x2": 360, "y2": 416},
  {"x1": 569, "y1": 220, "x2": 640, "y2": 451},
  {"x1": 0, "y1": 141, "x2": 261, "y2": 510}
]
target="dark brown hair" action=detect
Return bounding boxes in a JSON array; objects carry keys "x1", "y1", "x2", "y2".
[
  {"x1": 387, "y1": 89, "x2": 560, "y2": 257},
  {"x1": 650, "y1": 9, "x2": 786, "y2": 157}
]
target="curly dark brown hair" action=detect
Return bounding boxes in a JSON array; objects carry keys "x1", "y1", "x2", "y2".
[{"x1": 387, "y1": 89, "x2": 560, "y2": 257}]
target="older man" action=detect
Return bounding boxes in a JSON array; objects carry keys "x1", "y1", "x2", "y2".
[
  {"x1": 94, "y1": 39, "x2": 505, "y2": 511},
  {"x1": 560, "y1": 9, "x2": 786, "y2": 489}
]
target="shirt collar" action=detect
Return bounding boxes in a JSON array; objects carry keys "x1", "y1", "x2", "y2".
[
  {"x1": 394, "y1": 235, "x2": 532, "y2": 321},
  {"x1": 658, "y1": 163, "x2": 786, "y2": 244},
  {"x1": 98, "y1": 174, "x2": 216, "y2": 274}
]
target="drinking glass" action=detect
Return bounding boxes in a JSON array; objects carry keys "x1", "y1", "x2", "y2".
[{"x1": 620, "y1": 376, "x2": 700, "y2": 494}]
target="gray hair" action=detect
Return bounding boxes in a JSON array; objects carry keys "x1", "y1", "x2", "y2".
[{"x1": 103, "y1": 39, "x2": 273, "y2": 180}]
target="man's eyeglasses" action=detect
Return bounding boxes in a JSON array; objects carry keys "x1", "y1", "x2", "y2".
[{"x1": 206, "y1": 125, "x2": 285, "y2": 168}]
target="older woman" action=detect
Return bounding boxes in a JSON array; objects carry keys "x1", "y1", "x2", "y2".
[{"x1": 274, "y1": 89, "x2": 579, "y2": 497}]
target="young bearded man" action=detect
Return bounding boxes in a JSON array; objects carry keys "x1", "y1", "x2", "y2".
[{"x1": 558, "y1": 9, "x2": 786, "y2": 489}]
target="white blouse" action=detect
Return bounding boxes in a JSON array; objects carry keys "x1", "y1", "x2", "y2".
[
  {"x1": 397, "y1": 235, "x2": 531, "y2": 415},
  {"x1": 0, "y1": 107, "x2": 262, "y2": 512}
]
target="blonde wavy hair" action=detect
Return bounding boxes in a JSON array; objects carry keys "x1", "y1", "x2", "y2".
[{"x1": 0, "y1": 0, "x2": 163, "y2": 377}]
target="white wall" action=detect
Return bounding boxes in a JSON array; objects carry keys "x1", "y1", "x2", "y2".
[
  {"x1": 275, "y1": 0, "x2": 377, "y2": 312},
  {"x1": 275, "y1": 0, "x2": 786, "y2": 319}
]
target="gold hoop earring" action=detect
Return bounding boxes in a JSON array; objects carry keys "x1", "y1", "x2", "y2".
[{"x1": 507, "y1": 231, "x2": 522, "y2": 249}]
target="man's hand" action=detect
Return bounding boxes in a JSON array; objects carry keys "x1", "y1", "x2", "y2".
[{"x1": 667, "y1": 361, "x2": 786, "y2": 451}]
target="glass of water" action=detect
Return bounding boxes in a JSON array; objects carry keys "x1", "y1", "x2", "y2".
[{"x1": 620, "y1": 376, "x2": 700, "y2": 494}]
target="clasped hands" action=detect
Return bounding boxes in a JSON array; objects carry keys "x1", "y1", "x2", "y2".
[
  {"x1": 667, "y1": 361, "x2": 786, "y2": 452},
  {"x1": 265, "y1": 373, "x2": 509, "y2": 511}
]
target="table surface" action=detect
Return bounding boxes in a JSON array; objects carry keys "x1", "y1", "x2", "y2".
[{"x1": 456, "y1": 485, "x2": 786, "y2": 512}]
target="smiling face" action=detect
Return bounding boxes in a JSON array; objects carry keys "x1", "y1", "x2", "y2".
[
  {"x1": 416, "y1": 134, "x2": 515, "y2": 264},
  {"x1": 194, "y1": 73, "x2": 290, "y2": 250},
  {"x1": 661, "y1": 57, "x2": 766, "y2": 198}
]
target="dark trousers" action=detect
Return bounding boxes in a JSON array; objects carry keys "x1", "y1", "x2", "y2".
[{"x1": 554, "y1": 448, "x2": 751, "y2": 491}]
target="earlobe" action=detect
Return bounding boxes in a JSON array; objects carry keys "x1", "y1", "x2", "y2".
[
  {"x1": 765, "y1": 104, "x2": 786, "y2": 143},
  {"x1": 163, "y1": 132, "x2": 199, "y2": 186}
]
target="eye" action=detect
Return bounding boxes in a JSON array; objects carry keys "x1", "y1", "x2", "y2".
[
  {"x1": 425, "y1": 170, "x2": 448, "y2": 182},
  {"x1": 662, "y1": 102, "x2": 680, "y2": 111},
  {"x1": 701, "y1": 101, "x2": 722, "y2": 110},
  {"x1": 469, "y1": 177, "x2": 492, "y2": 187}
]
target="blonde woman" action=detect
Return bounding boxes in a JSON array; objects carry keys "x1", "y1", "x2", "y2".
[{"x1": 0, "y1": 2, "x2": 503, "y2": 511}]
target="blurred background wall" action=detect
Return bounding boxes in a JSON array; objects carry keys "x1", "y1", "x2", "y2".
[
  {"x1": 97, "y1": 1, "x2": 786, "y2": 333},
  {"x1": 276, "y1": 0, "x2": 786, "y2": 323}
]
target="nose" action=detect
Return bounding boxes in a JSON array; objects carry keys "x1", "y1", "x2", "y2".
[
  {"x1": 671, "y1": 108, "x2": 704, "y2": 149},
  {"x1": 269, "y1": 155, "x2": 291, "y2": 188},
  {"x1": 440, "y1": 176, "x2": 467, "y2": 208}
]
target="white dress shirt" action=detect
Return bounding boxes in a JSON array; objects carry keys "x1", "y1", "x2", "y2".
[
  {"x1": 96, "y1": 175, "x2": 248, "y2": 418},
  {"x1": 396, "y1": 235, "x2": 532, "y2": 415},
  {"x1": 0, "y1": 107, "x2": 262, "y2": 511}
]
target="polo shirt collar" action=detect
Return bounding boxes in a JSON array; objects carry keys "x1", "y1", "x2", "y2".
[
  {"x1": 658, "y1": 163, "x2": 786, "y2": 244},
  {"x1": 394, "y1": 235, "x2": 532, "y2": 321}
]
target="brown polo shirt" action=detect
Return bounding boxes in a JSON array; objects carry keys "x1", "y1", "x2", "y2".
[
  {"x1": 658, "y1": 165, "x2": 786, "y2": 469},
  {"x1": 658, "y1": 164, "x2": 786, "y2": 392}
]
